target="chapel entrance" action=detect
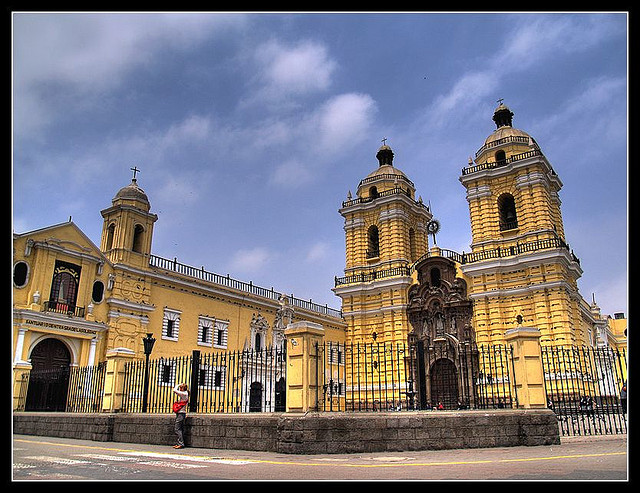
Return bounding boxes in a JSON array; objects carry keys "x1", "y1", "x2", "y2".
[
  {"x1": 430, "y1": 358, "x2": 459, "y2": 409},
  {"x1": 249, "y1": 381, "x2": 262, "y2": 412},
  {"x1": 24, "y1": 338, "x2": 71, "y2": 411}
]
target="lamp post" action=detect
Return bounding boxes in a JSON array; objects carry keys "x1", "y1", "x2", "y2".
[{"x1": 141, "y1": 333, "x2": 156, "y2": 413}]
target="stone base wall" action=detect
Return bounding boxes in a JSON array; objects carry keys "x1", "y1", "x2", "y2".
[{"x1": 13, "y1": 409, "x2": 560, "y2": 454}]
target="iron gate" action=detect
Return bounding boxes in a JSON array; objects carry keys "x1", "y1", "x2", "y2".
[
  {"x1": 23, "y1": 367, "x2": 70, "y2": 412},
  {"x1": 542, "y1": 345, "x2": 627, "y2": 436},
  {"x1": 315, "y1": 341, "x2": 516, "y2": 411}
]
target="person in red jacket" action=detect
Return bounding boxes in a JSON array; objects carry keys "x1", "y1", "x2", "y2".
[{"x1": 172, "y1": 383, "x2": 189, "y2": 449}]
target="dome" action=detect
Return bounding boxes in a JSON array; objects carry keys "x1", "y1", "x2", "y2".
[
  {"x1": 483, "y1": 125, "x2": 532, "y2": 146},
  {"x1": 482, "y1": 103, "x2": 534, "y2": 148},
  {"x1": 365, "y1": 144, "x2": 410, "y2": 181},
  {"x1": 113, "y1": 178, "x2": 150, "y2": 206},
  {"x1": 358, "y1": 143, "x2": 415, "y2": 194}
]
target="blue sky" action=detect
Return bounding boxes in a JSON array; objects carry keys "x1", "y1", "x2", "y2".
[{"x1": 12, "y1": 12, "x2": 628, "y2": 318}]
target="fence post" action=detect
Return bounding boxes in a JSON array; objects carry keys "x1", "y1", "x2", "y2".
[
  {"x1": 284, "y1": 321, "x2": 324, "y2": 412},
  {"x1": 505, "y1": 327, "x2": 546, "y2": 409},
  {"x1": 13, "y1": 361, "x2": 32, "y2": 411},
  {"x1": 189, "y1": 350, "x2": 200, "y2": 412},
  {"x1": 102, "y1": 348, "x2": 135, "y2": 412}
]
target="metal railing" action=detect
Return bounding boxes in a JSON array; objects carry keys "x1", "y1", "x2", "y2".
[
  {"x1": 462, "y1": 149, "x2": 543, "y2": 176},
  {"x1": 335, "y1": 266, "x2": 412, "y2": 287},
  {"x1": 121, "y1": 346, "x2": 287, "y2": 414},
  {"x1": 474, "y1": 135, "x2": 535, "y2": 158},
  {"x1": 66, "y1": 362, "x2": 107, "y2": 413},
  {"x1": 314, "y1": 341, "x2": 516, "y2": 412},
  {"x1": 542, "y1": 345, "x2": 627, "y2": 436},
  {"x1": 43, "y1": 301, "x2": 85, "y2": 317},
  {"x1": 149, "y1": 254, "x2": 342, "y2": 319}
]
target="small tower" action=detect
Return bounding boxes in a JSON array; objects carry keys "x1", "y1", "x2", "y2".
[
  {"x1": 100, "y1": 168, "x2": 158, "y2": 269},
  {"x1": 333, "y1": 143, "x2": 432, "y2": 344},
  {"x1": 459, "y1": 104, "x2": 584, "y2": 346}
]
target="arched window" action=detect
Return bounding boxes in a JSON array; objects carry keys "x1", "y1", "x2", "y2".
[
  {"x1": 367, "y1": 225, "x2": 380, "y2": 258},
  {"x1": 430, "y1": 267, "x2": 441, "y2": 288},
  {"x1": 132, "y1": 224, "x2": 144, "y2": 253},
  {"x1": 255, "y1": 332, "x2": 262, "y2": 351},
  {"x1": 105, "y1": 223, "x2": 115, "y2": 251},
  {"x1": 369, "y1": 186, "x2": 379, "y2": 200},
  {"x1": 49, "y1": 261, "x2": 80, "y2": 312},
  {"x1": 495, "y1": 150, "x2": 506, "y2": 164},
  {"x1": 498, "y1": 193, "x2": 518, "y2": 230}
]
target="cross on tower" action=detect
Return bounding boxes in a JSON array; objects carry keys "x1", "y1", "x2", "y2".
[
  {"x1": 130, "y1": 166, "x2": 140, "y2": 180},
  {"x1": 381, "y1": 137, "x2": 388, "y2": 146},
  {"x1": 496, "y1": 98, "x2": 504, "y2": 105}
]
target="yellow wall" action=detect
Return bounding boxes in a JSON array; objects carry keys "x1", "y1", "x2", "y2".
[{"x1": 13, "y1": 195, "x2": 345, "y2": 376}]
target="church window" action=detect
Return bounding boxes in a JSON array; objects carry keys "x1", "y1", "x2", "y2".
[
  {"x1": 255, "y1": 332, "x2": 262, "y2": 351},
  {"x1": 214, "y1": 320, "x2": 229, "y2": 349},
  {"x1": 250, "y1": 314, "x2": 269, "y2": 351},
  {"x1": 498, "y1": 193, "x2": 518, "y2": 230},
  {"x1": 105, "y1": 223, "x2": 115, "y2": 250},
  {"x1": 159, "y1": 360, "x2": 176, "y2": 386},
  {"x1": 199, "y1": 364, "x2": 225, "y2": 390},
  {"x1": 162, "y1": 308, "x2": 181, "y2": 341},
  {"x1": 91, "y1": 280, "x2": 104, "y2": 303},
  {"x1": 369, "y1": 186, "x2": 379, "y2": 200},
  {"x1": 495, "y1": 150, "x2": 506, "y2": 163},
  {"x1": 367, "y1": 225, "x2": 380, "y2": 258},
  {"x1": 48, "y1": 261, "x2": 81, "y2": 312},
  {"x1": 132, "y1": 224, "x2": 144, "y2": 253},
  {"x1": 430, "y1": 267, "x2": 441, "y2": 288},
  {"x1": 198, "y1": 316, "x2": 214, "y2": 347},
  {"x1": 13, "y1": 261, "x2": 28, "y2": 287}
]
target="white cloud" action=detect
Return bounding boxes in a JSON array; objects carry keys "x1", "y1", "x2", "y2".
[
  {"x1": 316, "y1": 93, "x2": 377, "y2": 150},
  {"x1": 270, "y1": 159, "x2": 314, "y2": 187},
  {"x1": 428, "y1": 71, "x2": 494, "y2": 126},
  {"x1": 13, "y1": 13, "x2": 244, "y2": 137},
  {"x1": 255, "y1": 39, "x2": 336, "y2": 96},
  {"x1": 306, "y1": 242, "x2": 330, "y2": 262},
  {"x1": 424, "y1": 14, "x2": 623, "y2": 132},
  {"x1": 494, "y1": 14, "x2": 621, "y2": 69},
  {"x1": 230, "y1": 247, "x2": 274, "y2": 273}
]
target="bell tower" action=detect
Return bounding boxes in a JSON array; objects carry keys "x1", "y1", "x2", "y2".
[
  {"x1": 459, "y1": 103, "x2": 585, "y2": 346},
  {"x1": 100, "y1": 168, "x2": 158, "y2": 269},
  {"x1": 333, "y1": 144, "x2": 432, "y2": 344}
]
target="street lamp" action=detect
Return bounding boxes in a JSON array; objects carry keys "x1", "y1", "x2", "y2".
[{"x1": 141, "y1": 333, "x2": 156, "y2": 413}]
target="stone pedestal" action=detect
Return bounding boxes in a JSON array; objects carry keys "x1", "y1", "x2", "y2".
[
  {"x1": 284, "y1": 321, "x2": 325, "y2": 413},
  {"x1": 101, "y1": 347, "x2": 135, "y2": 412},
  {"x1": 505, "y1": 327, "x2": 546, "y2": 409}
]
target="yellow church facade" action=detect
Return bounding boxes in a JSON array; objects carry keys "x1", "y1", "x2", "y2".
[
  {"x1": 332, "y1": 104, "x2": 624, "y2": 352},
  {"x1": 13, "y1": 103, "x2": 625, "y2": 413},
  {"x1": 12, "y1": 175, "x2": 346, "y2": 400}
]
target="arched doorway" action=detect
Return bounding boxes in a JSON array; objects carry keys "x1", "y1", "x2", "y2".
[
  {"x1": 249, "y1": 381, "x2": 262, "y2": 412},
  {"x1": 274, "y1": 377, "x2": 286, "y2": 412},
  {"x1": 25, "y1": 338, "x2": 71, "y2": 411},
  {"x1": 430, "y1": 358, "x2": 459, "y2": 410}
]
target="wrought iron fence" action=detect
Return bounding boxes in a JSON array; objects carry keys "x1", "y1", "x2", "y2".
[
  {"x1": 542, "y1": 345, "x2": 627, "y2": 436},
  {"x1": 66, "y1": 362, "x2": 107, "y2": 413},
  {"x1": 16, "y1": 362, "x2": 107, "y2": 412},
  {"x1": 121, "y1": 346, "x2": 287, "y2": 413},
  {"x1": 314, "y1": 341, "x2": 516, "y2": 412}
]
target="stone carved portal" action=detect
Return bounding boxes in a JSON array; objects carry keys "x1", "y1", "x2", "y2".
[{"x1": 407, "y1": 256, "x2": 478, "y2": 409}]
